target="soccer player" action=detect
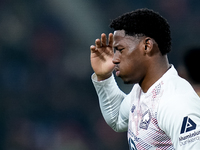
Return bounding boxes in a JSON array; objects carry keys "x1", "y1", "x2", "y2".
[{"x1": 90, "y1": 8, "x2": 200, "y2": 149}]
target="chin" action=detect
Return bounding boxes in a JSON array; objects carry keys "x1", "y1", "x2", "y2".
[
  {"x1": 119, "y1": 74, "x2": 136, "y2": 84},
  {"x1": 120, "y1": 76, "x2": 137, "y2": 84}
]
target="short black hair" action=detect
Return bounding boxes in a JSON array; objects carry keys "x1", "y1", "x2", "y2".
[{"x1": 110, "y1": 8, "x2": 171, "y2": 55}]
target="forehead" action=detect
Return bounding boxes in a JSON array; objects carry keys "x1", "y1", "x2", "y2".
[
  {"x1": 114, "y1": 30, "x2": 126, "y2": 37},
  {"x1": 113, "y1": 30, "x2": 138, "y2": 46},
  {"x1": 113, "y1": 30, "x2": 126, "y2": 42}
]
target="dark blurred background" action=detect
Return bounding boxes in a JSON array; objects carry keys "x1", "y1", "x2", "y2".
[{"x1": 0, "y1": 0, "x2": 200, "y2": 150}]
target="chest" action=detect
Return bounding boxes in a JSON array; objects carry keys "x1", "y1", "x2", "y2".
[
  {"x1": 128, "y1": 90, "x2": 162, "y2": 138},
  {"x1": 127, "y1": 83, "x2": 173, "y2": 149}
]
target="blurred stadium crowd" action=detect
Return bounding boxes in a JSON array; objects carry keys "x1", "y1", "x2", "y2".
[{"x1": 0, "y1": 0, "x2": 200, "y2": 149}]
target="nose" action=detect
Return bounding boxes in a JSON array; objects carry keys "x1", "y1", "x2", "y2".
[{"x1": 112, "y1": 52, "x2": 120, "y2": 64}]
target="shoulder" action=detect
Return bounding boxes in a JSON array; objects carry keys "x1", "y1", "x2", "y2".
[
  {"x1": 158, "y1": 73, "x2": 199, "y2": 128},
  {"x1": 157, "y1": 75, "x2": 200, "y2": 148}
]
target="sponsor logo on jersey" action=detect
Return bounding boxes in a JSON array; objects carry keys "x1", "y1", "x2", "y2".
[
  {"x1": 180, "y1": 116, "x2": 196, "y2": 134},
  {"x1": 179, "y1": 116, "x2": 200, "y2": 146}
]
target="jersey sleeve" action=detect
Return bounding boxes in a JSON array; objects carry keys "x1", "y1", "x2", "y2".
[
  {"x1": 91, "y1": 73, "x2": 131, "y2": 132},
  {"x1": 158, "y1": 90, "x2": 200, "y2": 150}
]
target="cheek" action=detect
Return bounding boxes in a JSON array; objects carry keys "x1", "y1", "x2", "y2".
[
  {"x1": 120, "y1": 47, "x2": 142, "y2": 70},
  {"x1": 120, "y1": 58, "x2": 135, "y2": 74},
  {"x1": 123, "y1": 54, "x2": 143, "y2": 74}
]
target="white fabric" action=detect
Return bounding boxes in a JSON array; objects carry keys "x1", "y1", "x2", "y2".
[
  {"x1": 92, "y1": 74, "x2": 129, "y2": 132},
  {"x1": 92, "y1": 65, "x2": 200, "y2": 150}
]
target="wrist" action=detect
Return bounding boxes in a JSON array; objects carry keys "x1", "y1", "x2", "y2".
[{"x1": 97, "y1": 73, "x2": 112, "y2": 81}]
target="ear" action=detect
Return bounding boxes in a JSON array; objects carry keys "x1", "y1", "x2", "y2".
[{"x1": 144, "y1": 37, "x2": 154, "y2": 54}]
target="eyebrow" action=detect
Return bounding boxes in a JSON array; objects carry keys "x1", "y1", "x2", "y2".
[{"x1": 113, "y1": 42, "x2": 124, "y2": 47}]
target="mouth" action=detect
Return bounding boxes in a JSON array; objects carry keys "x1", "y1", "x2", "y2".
[{"x1": 115, "y1": 66, "x2": 120, "y2": 76}]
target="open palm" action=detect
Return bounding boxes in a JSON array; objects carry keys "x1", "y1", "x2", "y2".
[{"x1": 90, "y1": 33, "x2": 115, "y2": 81}]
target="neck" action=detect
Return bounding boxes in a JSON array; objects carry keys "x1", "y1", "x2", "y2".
[{"x1": 140, "y1": 55, "x2": 170, "y2": 93}]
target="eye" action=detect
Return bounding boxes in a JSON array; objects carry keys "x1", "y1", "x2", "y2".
[
  {"x1": 118, "y1": 48, "x2": 125, "y2": 53},
  {"x1": 119, "y1": 48, "x2": 124, "y2": 52},
  {"x1": 114, "y1": 47, "x2": 124, "y2": 53}
]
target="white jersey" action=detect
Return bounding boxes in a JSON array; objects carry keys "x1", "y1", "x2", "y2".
[{"x1": 92, "y1": 65, "x2": 200, "y2": 150}]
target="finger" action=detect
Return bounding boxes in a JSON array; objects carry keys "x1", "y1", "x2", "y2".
[
  {"x1": 95, "y1": 39, "x2": 101, "y2": 48},
  {"x1": 108, "y1": 33, "x2": 113, "y2": 47},
  {"x1": 90, "y1": 45, "x2": 96, "y2": 52},
  {"x1": 101, "y1": 33, "x2": 107, "y2": 47}
]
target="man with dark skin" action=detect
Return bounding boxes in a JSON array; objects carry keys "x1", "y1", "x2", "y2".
[
  {"x1": 91, "y1": 31, "x2": 170, "y2": 92},
  {"x1": 90, "y1": 8, "x2": 200, "y2": 150}
]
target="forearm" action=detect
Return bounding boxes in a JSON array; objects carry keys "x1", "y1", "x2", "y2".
[{"x1": 92, "y1": 73, "x2": 129, "y2": 132}]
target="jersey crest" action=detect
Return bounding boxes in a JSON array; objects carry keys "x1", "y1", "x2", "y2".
[{"x1": 139, "y1": 109, "x2": 151, "y2": 130}]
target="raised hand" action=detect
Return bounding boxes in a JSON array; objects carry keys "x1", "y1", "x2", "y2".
[{"x1": 90, "y1": 33, "x2": 115, "y2": 81}]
